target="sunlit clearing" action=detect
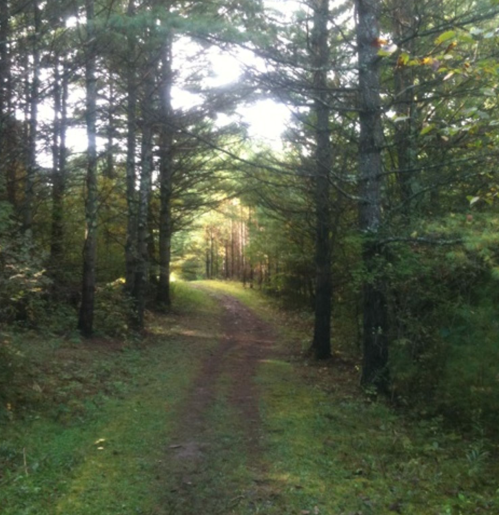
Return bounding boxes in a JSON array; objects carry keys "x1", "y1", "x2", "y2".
[{"x1": 170, "y1": 272, "x2": 177, "y2": 283}]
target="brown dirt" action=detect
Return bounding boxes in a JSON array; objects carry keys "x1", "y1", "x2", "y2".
[{"x1": 163, "y1": 291, "x2": 276, "y2": 511}]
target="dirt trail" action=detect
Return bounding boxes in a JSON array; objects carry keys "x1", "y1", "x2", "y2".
[{"x1": 164, "y1": 291, "x2": 276, "y2": 512}]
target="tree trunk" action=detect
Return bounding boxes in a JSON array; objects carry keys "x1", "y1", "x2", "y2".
[
  {"x1": 125, "y1": 0, "x2": 138, "y2": 295},
  {"x1": 225, "y1": 240, "x2": 230, "y2": 278},
  {"x1": 50, "y1": 56, "x2": 69, "y2": 287},
  {"x1": 78, "y1": 0, "x2": 98, "y2": 337},
  {"x1": 105, "y1": 80, "x2": 115, "y2": 179},
  {"x1": 157, "y1": 33, "x2": 174, "y2": 308},
  {"x1": 310, "y1": 0, "x2": 333, "y2": 360},
  {"x1": 147, "y1": 202, "x2": 157, "y2": 285},
  {"x1": 356, "y1": 0, "x2": 389, "y2": 391},
  {"x1": 132, "y1": 60, "x2": 155, "y2": 330},
  {"x1": 210, "y1": 232, "x2": 214, "y2": 278},
  {"x1": 23, "y1": 0, "x2": 41, "y2": 237},
  {"x1": 0, "y1": 0, "x2": 8, "y2": 122},
  {"x1": 0, "y1": 0, "x2": 10, "y2": 203},
  {"x1": 392, "y1": 0, "x2": 417, "y2": 218}
]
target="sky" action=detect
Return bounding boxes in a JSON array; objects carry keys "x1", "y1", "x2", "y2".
[{"x1": 37, "y1": 1, "x2": 301, "y2": 165}]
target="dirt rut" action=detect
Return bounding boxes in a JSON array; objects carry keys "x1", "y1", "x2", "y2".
[{"x1": 163, "y1": 292, "x2": 275, "y2": 513}]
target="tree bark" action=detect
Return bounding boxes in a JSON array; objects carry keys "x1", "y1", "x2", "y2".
[
  {"x1": 157, "y1": 32, "x2": 174, "y2": 308},
  {"x1": 105, "y1": 79, "x2": 115, "y2": 179},
  {"x1": 147, "y1": 201, "x2": 157, "y2": 285},
  {"x1": 356, "y1": 0, "x2": 390, "y2": 391},
  {"x1": 23, "y1": 0, "x2": 41, "y2": 237},
  {"x1": 132, "y1": 58, "x2": 155, "y2": 330},
  {"x1": 0, "y1": 1, "x2": 8, "y2": 122},
  {"x1": 392, "y1": 0, "x2": 417, "y2": 218},
  {"x1": 78, "y1": 0, "x2": 99, "y2": 337},
  {"x1": 0, "y1": 0, "x2": 10, "y2": 203},
  {"x1": 50, "y1": 55, "x2": 69, "y2": 286},
  {"x1": 310, "y1": 0, "x2": 333, "y2": 360},
  {"x1": 125, "y1": 0, "x2": 138, "y2": 295}
]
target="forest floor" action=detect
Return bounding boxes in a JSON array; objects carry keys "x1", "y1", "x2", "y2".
[{"x1": 1, "y1": 281, "x2": 499, "y2": 514}]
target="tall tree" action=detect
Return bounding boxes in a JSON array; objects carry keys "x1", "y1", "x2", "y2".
[
  {"x1": 356, "y1": 0, "x2": 389, "y2": 391},
  {"x1": 391, "y1": 0, "x2": 417, "y2": 219},
  {"x1": 49, "y1": 54, "x2": 69, "y2": 285},
  {"x1": 0, "y1": 0, "x2": 11, "y2": 206},
  {"x1": 157, "y1": 30, "x2": 174, "y2": 308},
  {"x1": 78, "y1": 0, "x2": 99, "y2": 337},
  {"x1": 124, "y1": 0, "x2": 138, "y2": 294},
  {"x1": 132, "y1": 51, "x2": 156, "y2": 330},
  {"x1": 23, "y1": 0, "x2": 42, "y2": 237},
  {"x1": 310, "y1": 0, "x2": 333, "y2": 360}
]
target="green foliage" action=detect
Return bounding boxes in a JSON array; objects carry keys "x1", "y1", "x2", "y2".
[
  {"x1": 93, "y1": 279, "x2": 133, "y2": 339},
  {"x1": 0, "y1": 283, "x2": 221, "y2": 515},
  {"x1": 385, "y1": 222, "x2": 499, "y2": 432},
  {"x1": 440, "y1": 298, "x2": 499, "y2": 428},
  {"x1": 0, "y1": 335, "x2": 26, "y2": 420},
  {"x1": 0, "y1": 233, "x2": 52, "y2": 326}
]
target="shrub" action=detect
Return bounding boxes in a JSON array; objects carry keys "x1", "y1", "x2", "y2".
[
  {"x1": 0, "y1": 233, "x2": 52, "y2": 326},
  {"x1": 93, "y1": 279, "x2": 133, "y2": 339},
  {"x1": 0, "y1": 334, "x2": 26, "y2": 420},
  {"x1": 386, "y1": 242, "x2": 499, "y2": 432}
]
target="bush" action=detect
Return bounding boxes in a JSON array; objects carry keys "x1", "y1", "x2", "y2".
[
  {"x1": 0, "y1": 233, "x2": 52, "y2": 326},
  {"x1": 439, "y1": 301, "x2": 499, "y2": 429},
  {"x1": 93, "y1": 279, "x2": 133, "y2": 338},
  {"x1": 387, "y1": 242, "x2": 499, "y2": 432},
  {"x1": 0, "y1": 334, "x2": 26, "y2": 420}
]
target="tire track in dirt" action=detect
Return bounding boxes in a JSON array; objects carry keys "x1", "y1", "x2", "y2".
[{"x1": 163, "y1": 290, "x2": 275, "y2": 513}]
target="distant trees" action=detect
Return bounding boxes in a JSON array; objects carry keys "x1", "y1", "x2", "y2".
[
  {"x1": 0, "y1": 0, "x2": 260, "y2": 333},
  {"x1": 183, "y1": 0, "x2": 499, "y2": 403}
]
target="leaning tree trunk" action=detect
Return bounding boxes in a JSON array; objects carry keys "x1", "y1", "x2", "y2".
[
  {"x1": 157, "y1": 33, "x2": 174, "y2": 308},
  {"x1": 23, "y1": 0, "x2": 41, "y2": 237},
  {"x1": 78, "y1": 0, "x2": 98, "y2": 337},
  {"x1": 310, "y1": 0, "x2": 333, "y2": 360},
  {"x1": 356, "y1": 0, "x2": 389, "y2": 391}
]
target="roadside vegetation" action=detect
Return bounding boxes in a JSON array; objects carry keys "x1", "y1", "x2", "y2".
[
  {"x1": 0, "y1": 284, "x2": 221, "y2": 514},
  {"x1": 2, "y1": 281, "x2": 498, "y2": 514}
]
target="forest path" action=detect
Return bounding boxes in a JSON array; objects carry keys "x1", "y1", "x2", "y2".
[
  {"x1": 161, "y1": 288, "x2": 277, "y2": 514},
  {"x1": 2, "y1": 282, "x2": 498, "y2": 515}
]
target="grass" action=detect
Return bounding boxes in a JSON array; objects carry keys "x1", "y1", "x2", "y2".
[
  {"x1": 257, "y1": 359, "x2": 499, "y2": 514},
  {"x1": 1, "y1": 279, "x2": 499, "y2": 514},
  {"x1": 0, "y1": 282, "x2": 222, "y2": 515},
  {"x1": 198, "y1": 280, "x2": 499, "y2": 515}
]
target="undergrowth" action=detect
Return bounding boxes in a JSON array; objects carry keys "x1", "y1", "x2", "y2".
[
  {"x1": 199, "y1": 280, "x2": 499, "y2": 515},
  {"x1": 2, "y1": 280, "x2": 499, "y2": 514},
  {"x1": 0, "y1": 281, "x2": 220, "y2": 515}
]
